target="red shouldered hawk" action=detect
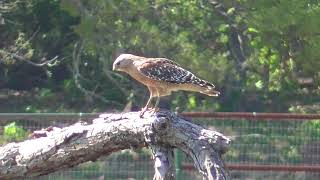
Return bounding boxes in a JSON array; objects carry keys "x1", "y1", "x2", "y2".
[{"x1": 113, "y1": 54, "x2": 220, "y2": 117}]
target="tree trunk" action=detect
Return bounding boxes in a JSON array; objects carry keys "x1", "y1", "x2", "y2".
[{"x1": 0, "y1": 110, "x2": 230, "y2": 180}]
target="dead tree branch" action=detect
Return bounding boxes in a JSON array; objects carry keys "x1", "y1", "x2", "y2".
[
  {"x1": 0, "y1": 111, "x2": 230, "y2": 180},
  {"x1": 12, "y1": 54, "x2": 60, "y2": 67},
  {"x1": 71, "y1": 41, "x2": 122, "y2": 106}
]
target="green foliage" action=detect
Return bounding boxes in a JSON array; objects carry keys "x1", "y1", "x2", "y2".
[
  {"x1": 300, "y1": 120, "x2": 320, "y2": 138},
  {"x1": 242, "y1": 0, "x2": 320, "y2": 90},
  {"x1": 187, "y1": 95, "x2": 197, "y2": 110},
  {"x1": 4, "y1": 122, "x2": 28, "y2": 142},
  {"x1": 1, "y1": 0, "x2": 320, "y2": 113}
]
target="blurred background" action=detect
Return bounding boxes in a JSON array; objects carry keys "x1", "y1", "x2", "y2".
[{"x1": 0, "y1": 0, "x2": 320, "y2": 179}]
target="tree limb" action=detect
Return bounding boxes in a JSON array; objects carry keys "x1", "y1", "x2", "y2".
[
  {"x1": 0, "y1": 111, "x2": 230, "y2": 180},
  {"x1": 71, "y1": 40, "x2": 122, "y2": 106},
  {"x1": 11, "y1": 54, "x2": 60, "y2": 67},
  {"x1": 151, "y1": 146, "x2": 175, "y2": 180},
  {"x1": 209, "y1": 0, "x2": 249, "y2": 82}
]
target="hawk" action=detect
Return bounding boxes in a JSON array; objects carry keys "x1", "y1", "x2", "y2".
[{"x1": 113, "y1": 54, "x2": 220, "y2": 116}]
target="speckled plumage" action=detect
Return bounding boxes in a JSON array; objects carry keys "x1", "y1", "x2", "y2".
[{"x1": 113, "y1": 54, "x2": 220, "y2": 116}]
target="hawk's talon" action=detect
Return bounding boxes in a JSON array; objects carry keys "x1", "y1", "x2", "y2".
[
  {"x1": 139, "y1": 107, "x2": 153, "y2": 117},
  {"x1": 140, "y1": 107, "x2": 160, "y2": 117},
  {"x1": 139, "y1": 111, "x2": 145, "y2": 118},
  {"x1": 139, "y1": 107, "x2": 147, "y2": 118},
  {"x1": 150, "y1": 107, "x2": 160, "y2": 112}
]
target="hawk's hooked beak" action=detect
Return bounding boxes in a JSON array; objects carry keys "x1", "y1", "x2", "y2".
[
  {"x1": 112, "y1": 63, "x2": 118, "y2": 71},
  {"x1": 113, "y1": 61, "x2": 121, "y2": 71}
]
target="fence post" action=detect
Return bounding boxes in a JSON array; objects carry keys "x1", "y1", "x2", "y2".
[{"x1": 175, "y1": 149, "x2": 182, "y2": 180}]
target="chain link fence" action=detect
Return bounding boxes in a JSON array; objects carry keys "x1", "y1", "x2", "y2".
[{"x1": 1, "y1": 113, "x2": 319, "y2": 180}]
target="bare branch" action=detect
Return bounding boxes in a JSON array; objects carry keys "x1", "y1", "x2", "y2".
[
  {"x1": 0, "y1": 111, "x2": 230, "y2": 180},
  {"x1": 12, "y1": 54, "x2": 60, "y2": 67},
  {"x1": 72, "y1": 41, "x2": 122, "y2": 106},
  {"x1": 0, "y1": 26, "x2": 62, "y2": 67},
  {"x1": 0, "y1": 49, "x2": 61, "y2": 67},
  {"x1": 0, "y1": 1, "x2": 16, "y2": 12}
]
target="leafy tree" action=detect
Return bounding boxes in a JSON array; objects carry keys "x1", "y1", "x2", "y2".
[{"x1": 1, "y1": 0, "x2": 319, "y2": 113}]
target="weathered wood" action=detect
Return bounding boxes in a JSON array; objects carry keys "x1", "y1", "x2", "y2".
[
  {"x1": 0, "y1": 111, "x2": 230, "y2": 180},
  {"x1": 151, "y1": 146, "x2": 175, "y2": 180}
]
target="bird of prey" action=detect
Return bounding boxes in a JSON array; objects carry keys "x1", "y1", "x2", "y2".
[{"x1": 113, "y1": 54, "x2": 220, "y2": 116}]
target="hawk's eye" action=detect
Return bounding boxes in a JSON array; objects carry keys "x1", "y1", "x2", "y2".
[{"x1": 116, "y1": 61, "x2": 121, "y2": 66}]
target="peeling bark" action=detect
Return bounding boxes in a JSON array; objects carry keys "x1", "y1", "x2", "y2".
[
  {"x1": 0, "y1": 111, "x2": 230, "y2": 180},
  {"x1": 151, "y1": 146, "x2": 175, "y2": 180}
]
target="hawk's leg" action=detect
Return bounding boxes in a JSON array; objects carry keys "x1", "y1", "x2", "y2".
[
  {"x1": 151, "y1": 88, "x2": 171, "y2": 112},
  {"x1": 140, "y1": 86, "x2": 155, "y2": 117},
  {"x1": 153, "y1": 89, "x2": 160, "y2": 112}
]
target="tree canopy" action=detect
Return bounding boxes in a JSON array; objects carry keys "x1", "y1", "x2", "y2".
[{"x1": 1, "y1": 0, "x2": 319, "y2": 113}]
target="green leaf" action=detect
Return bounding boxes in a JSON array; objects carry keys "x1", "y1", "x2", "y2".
[
  {"x1": 218, "y1": 24, "x2": 229, "y2": 32},
  {"x1": 39, "y1": 88, "x2": 53, "y2": 97},
  {"x1": 4, "y1": 122, "x2": 27, "y2": 141},
  {"x1": 248, "y1": 27, "x2": 259, "y2": 33},
  {"x1": 227, "y1": 7, "x2": 235, "y2": 15},
  {"x1": 187, "y1": 95, "x2": 197, "y2": 109},
  {"x1": 255, "y1": 80, "x2": 263, "y2": 89},
  {"x1": 219, "y1": 34, "x2": 229, "y2": 44}
]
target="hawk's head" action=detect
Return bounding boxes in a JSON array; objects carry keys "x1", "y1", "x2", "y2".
[{"x1": 113, "y1": 54, "x2": 138, "y2": 71}]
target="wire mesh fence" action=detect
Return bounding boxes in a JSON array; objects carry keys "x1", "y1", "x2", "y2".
[
  {"x1": 1, "y1": 112, "x2": 320, "y2": 180},
  {"x1": 183, "y1": 117, "x2": 320, "y2": 180}
]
